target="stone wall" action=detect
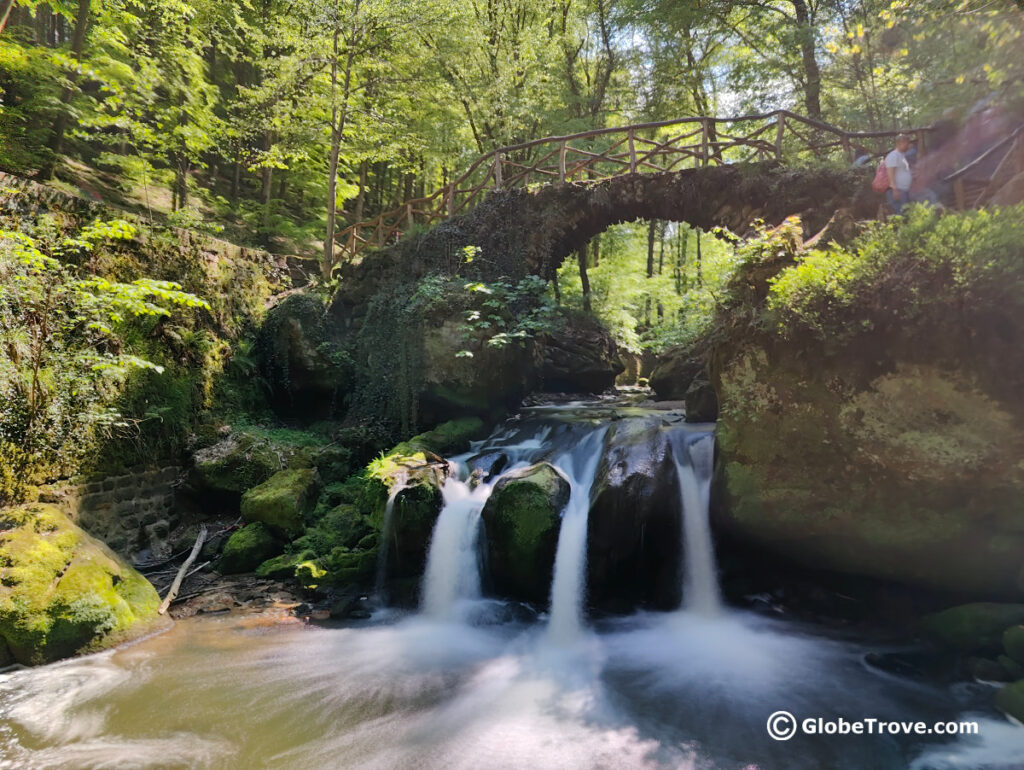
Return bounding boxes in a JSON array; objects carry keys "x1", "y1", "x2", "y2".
[{"x1": 40, "y1": 467, "x2": 183, "y2": 559}]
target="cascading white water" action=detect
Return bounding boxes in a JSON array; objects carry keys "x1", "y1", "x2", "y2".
[
  {"x1": 373, "y1": 473, "x2": 408, "y2": 603},
  {"x1": 420, "y1": 471, "x2": 493, "y2": 620},
  {"x1": 545, "y1": 427, "x2": 608, "y2": 644},
  {"x1": 670, "y1": 431, "x2": 721, "y2": 615}
]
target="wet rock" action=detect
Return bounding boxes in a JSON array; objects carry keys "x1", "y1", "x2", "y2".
[
  {"x1": 1004, "y1": 625, "x2": 1024, "y2": 666},
  {"x1": 0, "y1": 504, "x2": 161, "y2": 665},
  {"x1": 969, "y1": 656, "x2": 1011, "y2": 682},
  {"x1": 999, "y1": 654, "x2": 1024, "y2": 680},
  {"x1": 386, "y1": 483, "x2": 444, "y2": 581},
  {"x1": 920, "y1": 603, "x2": 1024, "y2": 654},
  {"x1": 684, "y1": 377, "x2": 719, "y2": 422},
  {"x1": 995, "y1": 679, "x2": 1024, "y2": 723},
  {"x1": 539, "y1": 314, "x2": 623, "y2": 393},
  {"x1": 217, "y1": 523, "x2": 283, "y2": 575},
  {"x1": 240, "y1": 468, "x2": 320, "y2": 538},
  {"x1": 587, "y1": 417, "x2": 682, "y2": 612},
  {"x1": 481, "y1": 462, "x2": 571, "y2": 604},
  {"x1": 0, "y1": 638, "x2": 14, "y2": 668},
  {"x1": 649, "y1": 349, "x2": 705, "y2": 401}
]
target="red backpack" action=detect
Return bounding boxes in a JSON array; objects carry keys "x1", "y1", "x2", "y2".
[{"x1": 872, "y1": 160, "x2": 889, "y2": 193}]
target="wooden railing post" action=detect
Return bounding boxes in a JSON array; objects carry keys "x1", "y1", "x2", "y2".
[
  {"x1": 775, "y1": 114, "x2": 786, "y2": 160},
  {"x1": 700, "y1": 119, "x2": 710, "y2": 166},
  {"x1": 841, "y1": 134, "x2": 852, "y2": 163},
  {"x1": 628, "y1": 128, "x2": 637, "y2": 173},
  {"x1": 559, "y1": 140, "x2": 567, "y2": 182},
  {"x1": 493, "y1": 152, "x2": 503, "y2": 189},
  {"x1": 406, "y1": 202, "x2": 414, "y2": 229}
]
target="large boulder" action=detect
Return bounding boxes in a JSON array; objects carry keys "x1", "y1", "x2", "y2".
[
  {"x1": 684, "y1": 376, "x2": 719, "y2": 422},
  {"x1": 240, "y1": 468, "x2": 320, "y2": 538},
  {"x1": 650, "y1": 349, "x2": 705, "y2": 401},
  {"x1": 717, "y1": 350, "x2": 1024, "y2": 597},
  {"x1": 191, "y1": 432, "x2": 288, "y2": 503},
  {"x1": 539, "y1": 313, "x2": 624, "y2": 393},
  {"x1": 217, "y1": 522, "x2": 283, "y2": 575},
  {"x1": 587, "y1": 416, "x2": 683, "y2": 612},
  {"x1": 419, "y1": 320, "x2": 537, "y2": 425},
  {"x1": 385, "y1": 483, "x2": 445, "y2": 581},
  {"x1": 256, "y1": 293, "x2": 347, "y2": 420},
  {"x1": 481, "y1": 462, "x2": 571, "y2": 604},
  {"x1": 0, "y1": 504, "x2": 161, "y2": 665}
]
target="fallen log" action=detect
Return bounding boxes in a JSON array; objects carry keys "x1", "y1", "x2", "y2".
[{"x1": 158, "y1": 526, "x2": 207, "y2": 615}]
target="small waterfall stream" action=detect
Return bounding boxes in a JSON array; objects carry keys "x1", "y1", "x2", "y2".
[
  {"x1": 420, "y1": 472, "x2": 493, "y2": 620},
  {"x1": 670, "y1": 431, "x2": 721, "y2": 614},
  {"x1": 545, "y1": 427, "x2": 608, "y2": 644},
  {"x1": 373, "y1": 473, "x2": 408, "y2": 603}
]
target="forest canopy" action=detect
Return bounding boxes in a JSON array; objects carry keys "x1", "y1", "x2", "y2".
[{"x1": 1, "y1": 0, "x2": 1022, "y2": 267}]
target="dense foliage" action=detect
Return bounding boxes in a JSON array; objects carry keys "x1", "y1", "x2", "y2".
[
  {"x1": 0, "y1": 220, "x2": 208, "y2": 501},
  {"x1": 1, "y1": 0, "x2": 1020, "y2": 267}
]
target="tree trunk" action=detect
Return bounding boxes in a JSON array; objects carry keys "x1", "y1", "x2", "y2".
[
  {"x1": 578, "y1": 247, "x2": 591, "y2": 313},
  {"x1": 791, "y1": 0, "x2": 822, "y2": 120},
  {"x1": 323, "y1": 9, "x2": 359, "y2": 281},
  {"x1": 44, "y1": 0, "x2": 90, "y2": 178},
  {"x1": 695, "y1": 228, "x2": 703, "y2": 287},
  {"x1": 592, "y1": 233, "x2": 600, "y2": 268},
  {"x1": 552, "y1": 269, "x2": 561, "y2": 305},
  {"x1": 646, "y1": 219, "x2": 656, "y2": 278},
  {"x1": 354, "y1": 160, "x2": 368, "y2": 222}
]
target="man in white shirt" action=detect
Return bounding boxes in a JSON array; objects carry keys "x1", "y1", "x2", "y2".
[{"x1": 885, "y1": 134, "x2": 914, "y2": 214}]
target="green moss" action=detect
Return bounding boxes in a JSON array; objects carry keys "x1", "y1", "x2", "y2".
[
  {"x1": 0, "y1": 504, "x2": 160, "y2": 665},
  {"x1": 240, "y1": 468, "x2": 320, "y2": 537},
  {"x1": 920, "y1": 603, "x2": 1024, "y2": 654},
  {"x1": 255, "y1": 551, "x2": 312, "y2": 579},
  {"x1": 481, "y1": 463, "x2": 569, "y2": 603},
  {"x1": 995, "y1": 680, "x2": 1024, "y2": 724},
  {"x1": 1004, "y1": 625, "x2": 1024, "y2": 666},
  {"x1": 218, "y1": 522, "x2": 283, "y2": 574}
]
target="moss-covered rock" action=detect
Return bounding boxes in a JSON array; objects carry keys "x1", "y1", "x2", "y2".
[
  {"x1": 217, "y1": 523, "x2": 283, "y2": 575},
  {"x1": 0, "y1": 637, "x2": 14, "y2": 668},
  {"x1": 481, "y1": 462, "x2": 570, "y2": 604},
  {"x1": 995, "y1": 680, "x2": 1024, "y2": 724},
  {"x1": 240, "y1": 468, "x2": 320, "y2": 537},
  {"x1": 192, "y1": 432, "x2": 287, "y2": 499},
  {"x1": 920, "y1": 604, "x2": 1024, "y2": 654},
  {"x1": 1004, "y1": 625, "x2": 1024, "y2": 666},
  {"x1": 999, "y1": 654, "x2": 1024, "y2": 680},
  {"x1": 255, "y1": 551, "x2": 312, "y2": 580},
  {"x1": 386, "y1": 483, "x2": 444, "y2": 581},
  {"x1": 0, "y1": 504, "x2": 161, "y2": 665}
]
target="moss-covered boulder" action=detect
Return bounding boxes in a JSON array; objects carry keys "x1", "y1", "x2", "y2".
[
  {"x1": 481, "y1": 463, "x2": 570, "y2": 603},
  {"x1": 217, "y1": 523, "x2": 283, "y2": 575},
  {"x1": 995, "y1": 680, "x2": 1024, "y2": 723},
  {"x1": 192, "y1": 432, "x2": 287, "y2": 500},
  {"x1": 1004, "y1": 625, "x2": 1024, "y2": 666},
  {"x1": 240, "y1": 468, "x2": 320, "y2": 538},
  {"x1": 920, "y1": 604, "x2": 1024, "y2": 654},
  {"x1": 256, "y1": 551, "x2": 311, "y2": 580},
  {"x1": 386, "y1": 483, "x2": 444, "y2": 581},
  {"x1": 0, "y1": 504, "x2": 161, "y2": 665}
]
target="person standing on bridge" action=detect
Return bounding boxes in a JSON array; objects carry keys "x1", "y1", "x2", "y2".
[{"x1": 885, "y1": 134, "x2": 914, "y2": 214}]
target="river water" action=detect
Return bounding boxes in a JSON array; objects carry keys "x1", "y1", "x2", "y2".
[{"x1": 2, "y1": 399, "x2": 1022, "y2": 769}]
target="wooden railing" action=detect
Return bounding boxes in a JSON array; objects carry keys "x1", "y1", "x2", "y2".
[{"x1": 334, "y1": 110, "x2": 927, "y2": 264}]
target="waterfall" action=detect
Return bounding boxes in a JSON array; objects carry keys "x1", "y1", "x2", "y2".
[
  {"x1": 373, "y1": 474, "x2": 408, "y2": 604},
  {"x1": 545, "y1": 427, "x2": 608, "y2": 644},
  {"x1": 670, "y1": 431, "x2": 722, "y2": 615},
  {"x1": 420, "y1": 473, "x2": 494, "y2": 620}
]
